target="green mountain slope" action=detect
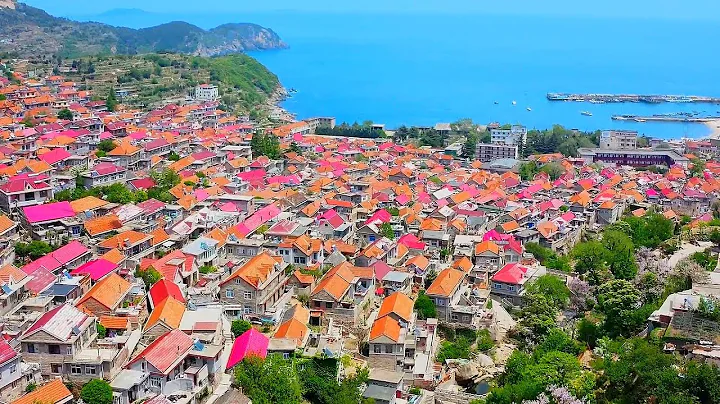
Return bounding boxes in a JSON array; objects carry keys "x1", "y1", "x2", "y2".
[{"x1": 0, "y1": 1, "x2": 286, "y2": 58}]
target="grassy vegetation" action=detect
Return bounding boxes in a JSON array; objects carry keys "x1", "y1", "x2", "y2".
[{"x1": 33, "y1": 52, "x2": 279, "y2": 113}]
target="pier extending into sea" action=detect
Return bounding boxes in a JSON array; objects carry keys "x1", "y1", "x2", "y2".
[
  {"x1": 611, "y1": 114, "x2": 720, "y2": 123},
  {"x1": 547, "y1": 93, "x2": 720, "y2": 104}
]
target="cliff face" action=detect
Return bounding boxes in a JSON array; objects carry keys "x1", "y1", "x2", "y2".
[{"x1": 0, "y1": 2, "x2": 286, "y2": 58}]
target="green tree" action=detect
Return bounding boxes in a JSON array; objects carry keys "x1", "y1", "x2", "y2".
[
  {"x1": 102, "y1": 183, "x2": 134, "y2": 204},
  {"x1": 379, "y1": 223, "x2": 395, "y2": 240},
  {"x1": 526, "y1": 275, "x2": 570, "y2": 308},
  {"x1": 518, "y1": 161, "x2": 539, "y2": 181},
  {"x1": 288, "y1": 142, "x2": 303, "y2": 155},
  {"x1": 571, "y1": 240, "x2": 609, "y2": 284},
  {"x1": 135, "y1": 266, "x2": 162, "y2": 289},
  {"x1": 97, "y1": 139, "x2": 117, "y2": 153},
  {"x1": 234, "y1": 354, "x2": 303, "y2": 404},
  {"x1": 167, "y1": 151, "x2": 181, "y2": 161},
  {"x1": 690, "y1": 157, "x2": 706, "y2": 177},
  {"x1": 539, "y1": 162, "x2": 565, "y2": 180},
  {"x1": 596, "y1": 280, "x2": 641, "y2": 337},
  {"x1": 106, "y1": 89, "x2": 118, "y2": 112},
  {"x1": 14, "y1": 241, "x2": 54, "y2": 261},
  {"x1": 577, "y1": 318, "x2": 600, "y2": 348},
  {"x1": 519, "y1": 294, "x2": 558, "y2": 339},
  {"x1": 96, "y1": 323, "x2": 107, "y2": 338},
  {"x1": 231, "y1": 319, "x2": 252, "y2": 337},
  {"x1": 57, "y1": 108, "x2": 73, "y2": 120},
  {"x1": 602, "y1": 230, "x2": 637, "y2": 280},
  {"x1": 414, "y1": 290, "x2": 437, "y2": 319},
  {"x1": 251, "y1": 132, "x2": 282, "y2": 159},
  {"x1": 80, "y1": 379, "x2": 113, "y2": 404}
]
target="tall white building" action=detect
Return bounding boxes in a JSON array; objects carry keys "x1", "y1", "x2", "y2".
[
  {"x1": 194, "y1": 84, "x2": 219, "y2": 101},
  {"x1": 600, "y1": 130, "x2": 638, "y2": 150},
  {"x1": 490, "y1": 125, "x2": 527, "y2": 146}
]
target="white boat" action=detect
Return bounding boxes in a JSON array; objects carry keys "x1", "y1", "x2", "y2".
[
  {"x1": 526, "y1": 107, "x2": 532, "y2": 111},
  {"x1": 581, "y1": 111, "x2": 592, "y2": 116},
  {"x1": 512, "y1": 101, "x2": 517, "y2": 105},
  {"x1": 494, "y1": 101, "x2": 499, "y2": 105}
]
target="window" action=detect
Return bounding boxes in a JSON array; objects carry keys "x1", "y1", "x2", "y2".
[
  {"x1": 51, "y1": 363, "x2": 62, "y2": 374},
  {"x1": 150, "y1": 376, "x2": 162, "y2": 388},
  {"x1": 48, "y1": 345, "x2": 61, "y2": 354},
  {"x1": 26, "y1": 343, "x2": 36, "y2": 353},
  {"x1": 385, "y1": 344, "x2": 394, "y2": 353},
  {"x1": 71, "y1": 365, "x2": 82, "y2": 375},
  {"x1": 374, "y1": 345, "x2": 381, "y2": 353},
  {"x1": 282, "y1": 353, "x2": 290, "y2": 359},
  {"x1": 235, "y1": 278, "x2": 242, "y2": 284},
  {"x1": 451, "y1": 314, "x2": 459, "y2": 321},
  {"x1": 325, "y1": 302, "x2": 333, "y2": 309},
  {"x1": 24, "y1": 193, "x2": 35, "y2": 201},
  {"x1": 508, "y1": 285, "x2": 516, "y2": 292},
  {"x1": 39, "y1": 190, "x2": 47, "y2": 198},
  {"x1": 244, "y1": 291, "x2": 252, "y2": 300},
  {"x1": 225, "y1": 289, "x2": 234, "y2": 298},
  {"x1": 85, "y1": 365, "x2": 97, "y2": 375},
  {"x1": 463, "y1": 315, "x2": 470, "y2": 322},
  {"x1": 9, "y1": 364, "x2": 16, "y2": 373}
]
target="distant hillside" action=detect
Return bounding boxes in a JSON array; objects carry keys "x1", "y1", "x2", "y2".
[
  {"x1": 30, "y1": 53, "x2": 281, "y2": 113},
  {"x1": 0, "y1": 1, "x2": 286, "y2": 59}
]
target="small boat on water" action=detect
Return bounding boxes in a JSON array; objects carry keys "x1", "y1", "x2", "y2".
[
  {"x1": 526, "y1": 107, "x2": 532, "y2": 111},
  {"x1": 512, "y1": 101, "x2": 517, "y2": 105},
  {"x1": 289, "y1": 88, "x2": 298, "y2": 93},
  {"x1": 635, "y1": 118, "x2": 646, "y2": 122},
  {"x1": 494, "y1": 101, "x2": 499, "y2": 105},
  {"x1": 581, "y1": 111, "x2": 592, "y2": 116}
]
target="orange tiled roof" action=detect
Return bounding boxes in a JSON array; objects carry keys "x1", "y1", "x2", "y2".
[
  {"x1": 377, "y1": 292, "x2": 413, "y2": 322},
  {"x1": 70, "y1": 196, "x2": 108, "y2": 213},
  {"x1": 475, "y1": 240, "x2": 500, "y2": 256},
  {"x1": 145, "y1": 296, "x2": 185, "y2": 330},
  {"x1": 99, "y1": 315, "x2": 129, "y2": 329},
  {"x1": 12, "y1": 379, "x2": 72, "y2": 404},
  {"x1": 274, "y1": 318, "x2": 309, "y2": 347},
  {"x1": 76, "y1": 273, "x2": 132, "y2": 311},
  {"x1": 426, "y1": 268, "x2": 464, "y2": 297},
  {"x1": 84, "y1": 215, "x2": 123, "y2": 236},
  {"x1": 223, "y1": 252, "x2": 283, "y2": 289},
  {"x1": 100, "y1": 248, "x2": 125, "y2": 265},
  {"x1": 0, "y1": 214, "x2": 16, "y2": 234},
  {"x1": 98, "y1": 230, "x2": 152, "y2": 249},
  {"x1": 369, "y1": 315, "x2": 401, "y2": 342}
]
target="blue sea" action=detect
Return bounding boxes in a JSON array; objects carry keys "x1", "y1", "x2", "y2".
[{"x1": 81, "y1": 11, "x2": 720, "y2": 138}]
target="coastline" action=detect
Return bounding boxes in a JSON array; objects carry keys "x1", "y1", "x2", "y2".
[
  {"x1": 265, "y1": 86, "x2": 297, "y2": 122},
  {"x1": 705, "y1": 119, "x2": 720, "y2": 139}
]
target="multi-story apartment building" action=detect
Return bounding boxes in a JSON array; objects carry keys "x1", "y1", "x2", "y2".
[
  {"x1": 475, "y1": 143, "x2": 518, "y2": 162},
  {"x1": 599, "y1": 130, "x2": 638, "y2": 150},
  {"x1": 490, "y1": 125, "x2": 527, "y2": 146},
  {"x1": 219, "y1": 252, "x2": 290, "y2": 320}
]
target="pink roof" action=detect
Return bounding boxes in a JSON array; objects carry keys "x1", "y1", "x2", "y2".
[
  {"x1": 237, "y1": 169, "x2": 266, "y2": 182},
  {"x1": 99, "y1": 131, "x2": 113, "y2": 140},
  {"x1": 127, "y1": 329, "x2": 193, "y2": 374},
  {"x1": 22, "y1": 201, "x2": 75, "y2": 224},
  {"x1": 483, "y1": 229, "x2": 513, "y2": 242},
  {"x1": 137, "y1": 198, "x2": 165, "y2": 215},
  {"x1": 365, "y1": 209, "x2": 392, "y2": 226},
  {"x1": 398, "y1": 233, "x2": 427, "y2": 250},
  {"x1": 127, "y1": 131, "x2": 147, "y2": 140},
  {"x1": 192, "y1": 151, "x2": 216, "y2": 161},
  {"x1": 267, "y1": 175, "x2": 301, "y2": 185},
  {"x1": 318, "y1": 209, "x2": 345, "y2": 229},
  {"x1": 227, "y1": 329, "x2": 268, "y2": 368},
  {"x1": 371, "y1": 261, "x2": 394, "y2": 281},
  {"x1": 22, "y1": 240, "x2": 89, "y2": 275},
  {"x1": 219, "y1": 202, "x2": 238, "y2": 212},
  {"x1": 492, "y1": 263, "x2": 528, "y2": 285},
  {"x1": 0, "y1": 339, "x2": 17, "y2": 366},
  {"x1": 24, "y1": 268, "x2": 55, "y2": 294},
  {"x1": 130, "y1": 178, "x2": 156, "y2": 190},
  {"x1": 394, "y1": 194, "x2": 410, "y2": 205},
  {"x1": 39, "y1": 148, "x2": 72, "y2": 165},
  {"x1": 646, "y1": 189, "x2": 659, "y2": 197},
  {"x1": 70, "y1": 259, "x2": 118, "y2": 281},
  {"x1": 234, "y1": 204, "x2": 281, "y2": 237},
  {"x1": 93, "y1": 162, "x2": 124, "y2": 175},
  {"x1": 0, "y1": 174, "x2": 51, "y2": 193}
]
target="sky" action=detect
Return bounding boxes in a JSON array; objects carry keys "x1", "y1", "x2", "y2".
[{"x1": 21, "y1": 0, "x2": 720, "y2": 21}]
